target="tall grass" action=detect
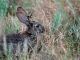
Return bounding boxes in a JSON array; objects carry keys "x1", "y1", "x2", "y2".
[
  {"x1": 51, "y1": 0, "x2": 80, "y2": 60},
  {"x1": 0, "y1": 0, "x2": 80, "y2": 60},
  {"x1": 0, "y1": 0, "x2": 8, "y2": 19}
]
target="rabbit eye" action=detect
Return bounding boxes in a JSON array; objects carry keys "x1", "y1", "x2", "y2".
[
  {"x1": 35, "y1": 24, "x2": 39, "y2": 27},
  {"x1": 36, "y1": 25, "x2": 39, "y2": 27}
]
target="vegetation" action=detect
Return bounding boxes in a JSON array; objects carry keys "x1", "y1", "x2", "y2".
[{"x1": 0, "y1": 0, "x2": 80, "y2": 60}]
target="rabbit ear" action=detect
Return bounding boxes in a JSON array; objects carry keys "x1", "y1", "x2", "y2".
[{"x1": 16, "y1": 7, "x2": 30, "y2": 25}]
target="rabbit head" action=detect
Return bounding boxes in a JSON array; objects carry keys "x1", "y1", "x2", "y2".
[
  {"x1": 16, "y1": 7, "x2": 45, "y2": 34},
  {"x1": 30, "y1": 21, "x2": 45, "y2": 34}
]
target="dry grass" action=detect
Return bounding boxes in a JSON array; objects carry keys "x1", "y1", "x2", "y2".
[{"x1": 0, "y1": 0, "x2": 80, "y2": 60}]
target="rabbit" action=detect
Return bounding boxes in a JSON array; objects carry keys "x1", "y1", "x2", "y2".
[
  {"x1": 16, "y1": 7, "x2": 45, "y2": 53},
  {"x1": 0, "y1": 7, "x2": 45, "y2": 59},
  {"x1": 16, "y1": 7, "x2": 44, "y2": 53}
]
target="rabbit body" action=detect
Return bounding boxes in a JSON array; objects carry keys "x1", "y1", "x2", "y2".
[{"x1": 0, "y1": 7, "x2": 45, "y2": 58}]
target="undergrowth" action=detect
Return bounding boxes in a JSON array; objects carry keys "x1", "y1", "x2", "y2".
[
  {"x1": 51, "y1": 0, "x2": 80, "y2": 60},
  {"x1": 0, "y1": 0, "x2": 80, "y2": 60}
]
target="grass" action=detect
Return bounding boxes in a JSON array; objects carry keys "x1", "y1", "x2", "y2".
[
  {"x1": 51, "y1": 0, "x2": 80, "y2": 60},
  {"x1": 0, "y1": 0, "x2": 80, "y2": 60},
  {"x1": 4, "y1": 16, "x2": 20, "y2": 34},
  {"x1": 0, "y1": 0, "x2": 8, "y2": 19}
]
